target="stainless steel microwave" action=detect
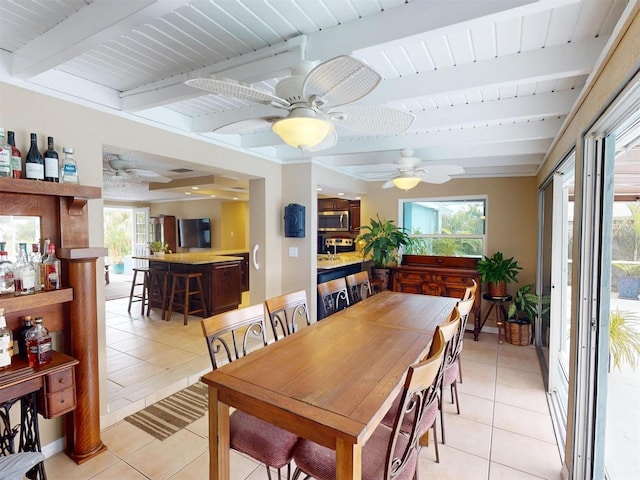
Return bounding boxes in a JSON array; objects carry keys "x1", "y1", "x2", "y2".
[{"x1": 318, "y1": 210, "x2": 350, "y2": 232}]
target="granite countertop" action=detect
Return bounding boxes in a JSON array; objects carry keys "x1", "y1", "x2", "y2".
[
  {"x1": 316, "y1": 254, "x2": 371, "y2": 270},
  {"x1": 137, "y1": 252, "x2": 244, "y2": 265}
]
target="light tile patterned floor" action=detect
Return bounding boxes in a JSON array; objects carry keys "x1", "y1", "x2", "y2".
[{"x1": 45, "y1": 296, "x2": 563, "y2": 479}]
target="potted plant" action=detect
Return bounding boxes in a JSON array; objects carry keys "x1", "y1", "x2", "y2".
[
  {"x1": 357, "y1": 215, "x2": 411, "y2": 290},
  {"x1": 148, "y1": 241, "x2": 169, "y2": 256},
  {"x1": 476, "y1": 251, "x2": 521, "y2": 297},
  {"x1": 104, "y1": 211, "x2": 132, "y2": 274},
  {"x1": 613, "y1": 263, "x2": 640, "y2": 300},
  {"x1": 609, "y1": 309, "x2": 640, "y2": 372},
  {"x1": 505, "y1": 284, "x2": 550, "y2": 345}
]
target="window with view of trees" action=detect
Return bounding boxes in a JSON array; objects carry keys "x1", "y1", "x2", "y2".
[{"x1": 400, "y1": 197, "x2": 486, "y2": 257}]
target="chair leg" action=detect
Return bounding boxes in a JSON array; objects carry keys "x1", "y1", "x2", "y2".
[
  {"x1": 458, "y1": 355, "x2": 463, "y2": 383},
  {"x1": 166, "y1": 276, "x2": 178, "y2": 321},
  {"x1": 433, "y1": 422, "x2": 440, "y2": 463},
  {"x1": 265, "y1": 465, "x2": 273, "y2": 480},
  {"x1": 127, "y1": 270, "x2": 138, "y2": 313},
  {"x1": 196, "y1": 275, "x2": 208, "y2": 316},
  {"x1": 453, "y1": 381, "x2": 460, "y2": 415},
  {"x1": 183, "y1": 276, "x2": 190, "y2": 325},
  {"x1": 439, "y1": 390, "x2": 446, "y2": 445}
]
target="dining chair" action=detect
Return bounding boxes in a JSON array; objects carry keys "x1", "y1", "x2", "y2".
[
  {"x1": 462, "y1": 278, "x2": 478, "y2": 301},
  {"x1": 201, "y1": 304, "x2": 300, "y2": 480},
  {"x1": 0, "y1": 452, "x2": 45, "y2": 480},
  {"x1": 439, "y1": 300, "x2": 471, "y2": 445},
  {"x1": 264, "y1": 289, "x2": 310, "y2": 341},
  {"x1": 452, "y1": 295, "x2": 475, "y2": 384},
  {"x1": 317, "y1": 277, "x2": 350, "y2": 317},
  {"x1": 292, "y1": 328, "x2": 446, "y2": 480},
  {"x1": 380, "y1": 308, "x2": 461, "y2": 464},
  {"x1": 345, "y1": 270, "x2": 372, "y2": 304}
]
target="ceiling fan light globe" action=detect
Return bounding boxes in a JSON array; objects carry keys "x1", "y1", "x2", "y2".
[
  {"x1": 272, "y1": 116, "x2": 334, "y2": 149},
  {"x1": 392, "y1": 176, "x2": 421, "y2": 191}
]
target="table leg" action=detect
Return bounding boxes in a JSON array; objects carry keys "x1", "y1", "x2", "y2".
[
  {"x1": 208, "y1": 386, "x2": 229, "y2": 480},
  {"x1": 335, "y1": 438, "x2": 361, "y2": 480}
]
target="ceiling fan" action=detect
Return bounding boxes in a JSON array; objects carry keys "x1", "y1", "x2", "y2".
[
  {"x1": 376, "y1": 149, "x2": 465, "y2": 190},
  {"x1": 184, "y1": 55, "x2": 415, "y2": 150},
  {"x1": 103, "y1": 157, "x2": 172, "y2": 183}
]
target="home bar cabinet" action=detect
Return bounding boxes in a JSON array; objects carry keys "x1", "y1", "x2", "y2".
[{"x1": 0, "y1": 178, "x2": 107, "y2": 465}]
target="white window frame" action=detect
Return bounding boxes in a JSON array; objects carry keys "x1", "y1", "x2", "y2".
[{"x1": 398, "y1": 194, "x2": 488, "y2": 257}]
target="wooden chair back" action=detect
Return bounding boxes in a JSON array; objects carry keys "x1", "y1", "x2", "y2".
[
  {"x1": 384, "y1": 329, "x2": 446, "y2": 480},
  {"x1": 462, "y1": 279, "x2": 478, "y2": 301},
  {"x1": 200, "y1": 303, "x2": 268, "y2": 369},
  {"x1": 317, "y1": 277, "x2": 350, "y2": 317},
  {"x1": 451, "y1": 295, "x2": 474, "y2": 358},
  {"x1": 345, "y1": 271, "x2": 372, "y2": 304},
  {"x1": 264, "y1": 290, "x2": 310, "y2": 340}
]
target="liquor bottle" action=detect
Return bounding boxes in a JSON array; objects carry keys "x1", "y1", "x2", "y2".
[
  {"x1": 43, "y1": 243, "x2": 61, "y2": 290},
  {"x1": 0, "y1": 128, "x2": 11, "y2": 178},
  {"x1": 26, "y1": 316, "x2": 52, "y2": 367},
  {"x1": 13, "y1": 242, "x2": 36, "y2": 295},
  {"x1": 24, "y1": 133, "x2": 44, "y2": 181},
  {"x1": 60, "y1": 147, "x2": 78, "y2": 183},
  {"x1": 31, "y1": 243, "x2": 42, "y2": 291},
  {"x1": 7, "y1": 131, "x2": 22, "y2": 178},
  {"x1": 0, "y1": 249, "x2": 15, "y2": 294},
  {"x1": 0, "y1": 307, "x2": 13, "y2": 369},
  {"x1": 43, "y1": 136, "x2": 59, "y2": 182},
  {"x1": 18, "y1": 316, "x2": 33, "y2": 360}
]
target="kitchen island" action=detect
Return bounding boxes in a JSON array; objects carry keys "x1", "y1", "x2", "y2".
[{"x1": 136, "y1": 252, "x2": 244, "y2": 315}]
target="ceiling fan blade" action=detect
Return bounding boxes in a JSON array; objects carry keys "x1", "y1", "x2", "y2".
[
  {"x1": 303, "y1": 56, "x2": 381, "y2": 109},
  {"x1": 127, "y1": 169, "x2": 172, "y2": 183},
  {"x1": 381, "y1": 180, "x2": 395, "y2": 189},
  {"x1": 332, "y1": 105, "x2": 414, "y2": 135},
  {"x1": 417, "y1": 165, "x2": 465, "y2": 176},
  {"x1": 185, "y1": 78, "x2": 290, "y2": 108},
  {"x1": 418, "y1": 174, "x2": 454, "y2": 184},
  {"x1": 214, "y1": 117, "x2": 277, "y2": 135}
]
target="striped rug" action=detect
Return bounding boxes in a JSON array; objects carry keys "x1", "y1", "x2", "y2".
[{"x1": 124, "y1": 382, "x2": 208, "y2": 440}]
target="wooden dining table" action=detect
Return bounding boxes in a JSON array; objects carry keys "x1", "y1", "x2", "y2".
[{"x1": 200, "y1": 290, "x2": 458, "y2": 480}]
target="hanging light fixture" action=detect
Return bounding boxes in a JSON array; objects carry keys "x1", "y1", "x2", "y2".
[
  {"x1": 272, "y1": 108, "x2": 334, "y2": 149},
  {"x1": 391, "y1": 175, "x2": 421, "y2": 191}
]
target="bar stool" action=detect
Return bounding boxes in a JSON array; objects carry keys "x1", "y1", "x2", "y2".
[
  {"x1": 127, "y1": 267, "x2": 150, "y2": 315},
  {"x1": 166, "y1": 272, "x2": 208, "y2": 325},
  {"x1": 146, "y1": 268, "x2": 169, "y2": 320}
]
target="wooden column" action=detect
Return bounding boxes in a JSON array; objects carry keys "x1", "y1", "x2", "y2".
[{"x1": 59, "y1": 248, "x2": 108, "y2": 464}]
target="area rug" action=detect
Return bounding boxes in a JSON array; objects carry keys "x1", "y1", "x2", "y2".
[{"x1": 124, "y1": 382, "x2": 208, "y2": 440}]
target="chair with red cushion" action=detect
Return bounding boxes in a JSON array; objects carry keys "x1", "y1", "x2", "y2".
[
  {"x1": 201, "y1": 304, "x2": 300, "y2": 480},
  {"x1": 292, "y1": 328, "x2": 446, "y2": 480},
  {"x1": 380, "y1": 308, "x2": 461, "y2": 463}
]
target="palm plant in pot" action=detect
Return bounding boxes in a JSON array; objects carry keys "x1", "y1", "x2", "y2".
[
  {"x1": 506, "y1": 284, "x2": 550, "y2": 345},
  {"x1": 476, "y1": 251, "x2": 521, "y2": 297},
  {"x1": 358, "y1": 215, "x2": 411, "y2": 290}
]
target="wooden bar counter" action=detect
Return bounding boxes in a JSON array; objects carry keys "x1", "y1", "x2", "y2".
[{"x1": 135, "y1": 253, "x2": 244, "y2": 315}]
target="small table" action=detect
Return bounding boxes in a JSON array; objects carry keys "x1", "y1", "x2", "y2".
[{"x1": 480, "y1": 293, "x2": 512, "y2": 343}]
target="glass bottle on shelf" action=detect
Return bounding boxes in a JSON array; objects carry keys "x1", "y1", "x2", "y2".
[
  {"x1": 13, "y1": 242, "x2": 36, "y2": 295},
  {"x1": 43, "y1": 243, "x2": 61, "y2": 290},
  {"x1": 31, "y1": 243, "x2": 42, "y2": 291},
  {"x1": 0, "y1": 307, "x2": 13, "y2": 369},
  {"x1": 0, "y1": 246, "x2": 14, "y2": 295},
  {"x1": 26, "y1": 316, "x2": 52, "y2": 367},
  {"x1": 18, "y1": 315, "x2": 33, "y2": 360},
  {"x1": 7, "y1": 131, "x2": 22, "y2": 179},
  {"x1": 0, "y1": 128, "x2": 11, "y2": 178},
  {"x1": 25, "y1": 133, "x2": 44, "y2": 181},
  {"x1": 60, "y1": 147, "x2": 78, "y2": 183},
  {"x1": 43, "y1": 136, "x2": 59, "y2": 182}
]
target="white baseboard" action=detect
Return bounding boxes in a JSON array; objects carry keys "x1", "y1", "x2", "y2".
[{"x1": 41, "y1": 437, "x2": 65, "y2": 459}]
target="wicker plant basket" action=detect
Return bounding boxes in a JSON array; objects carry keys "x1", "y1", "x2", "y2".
[
  {"x1": 504, "y1": 319, "x2": 532, "y2": 345},
  {"x1": 489, "y1": 280, "x2": 507, "y2": 297}
]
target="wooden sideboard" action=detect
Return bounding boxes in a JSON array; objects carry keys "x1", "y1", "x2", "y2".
[
  {"x1": 391, "y1": 255, "x2": 483, "y2": 339},
  {"x1": 0, "y1": 177, "x2": 106, "y2": 464}
]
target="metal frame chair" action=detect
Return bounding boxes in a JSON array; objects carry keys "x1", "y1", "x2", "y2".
[
  {"x1": 201, "y1": 304, "x2": 299, "y2": 480},
  {"x1": 317, "y1": 277, "x2": 350, "y2": 317},
  {"x1": 264, "y1": 290, "x2": 310, "y2": 341},
  {"x1": 345, "y1": 271, "x2": 372, "y2": 304}
]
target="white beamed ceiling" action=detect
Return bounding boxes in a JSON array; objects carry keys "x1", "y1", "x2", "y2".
[{"x1": 0, "y1": 0, "x2": 633, "y2": 201}]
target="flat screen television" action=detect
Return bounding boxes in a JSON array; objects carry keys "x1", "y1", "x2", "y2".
[{"x1": 177, "y1": 217, "x2": 211, "y2": 248}]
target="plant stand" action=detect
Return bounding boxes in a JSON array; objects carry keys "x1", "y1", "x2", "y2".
[{"x1": 504, "y1": 319, "x2": 532, "y2": 345}]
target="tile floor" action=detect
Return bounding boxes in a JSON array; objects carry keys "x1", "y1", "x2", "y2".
[{"x1": 44, "y1": 295, "x2": 563, "y2": 479}]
